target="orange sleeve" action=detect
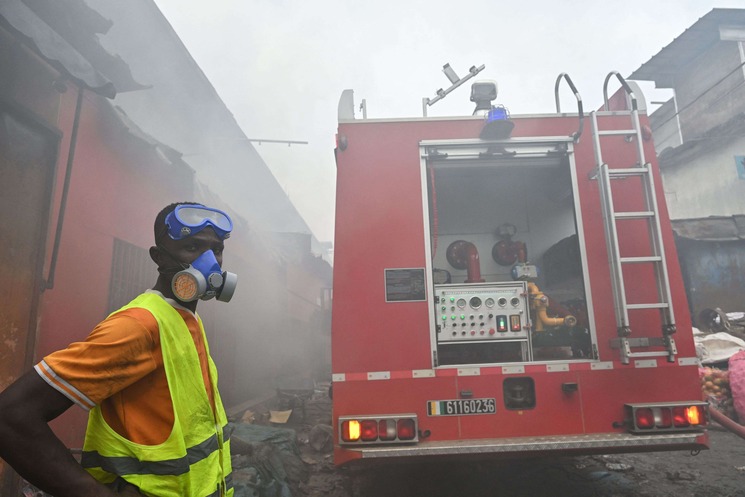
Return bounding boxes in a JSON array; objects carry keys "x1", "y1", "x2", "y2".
[{"x1": 35, "y1": 309, "x2": 159, "y2": 410}]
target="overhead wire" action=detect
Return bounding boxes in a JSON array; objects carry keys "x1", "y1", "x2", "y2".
[{"x1": 647, "y1": 58, "x2": 745, "y2": 139}]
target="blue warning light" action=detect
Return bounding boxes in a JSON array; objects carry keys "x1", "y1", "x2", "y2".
[{"x1": 486, "y1": 106, "x2": 509, "y2": 122}]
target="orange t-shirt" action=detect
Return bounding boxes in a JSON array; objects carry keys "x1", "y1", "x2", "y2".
[{"x1": 35, "y1": 293, "x2": 215, "y2": 445}]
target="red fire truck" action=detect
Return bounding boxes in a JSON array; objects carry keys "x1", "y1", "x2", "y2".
[{"x1": 330, "y1": 65, "x2": 708, "y2": 466}]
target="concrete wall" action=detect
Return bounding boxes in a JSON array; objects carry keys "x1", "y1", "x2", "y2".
[
  {"x1": 660, "y1": 132, "x2": 745, "y2": 219},
  {"x1": 674, "y1": 42, "x2": 745, "y2": 141}
]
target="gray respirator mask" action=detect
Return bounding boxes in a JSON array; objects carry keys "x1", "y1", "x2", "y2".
[{"x1": 168, "y1": 248, "x2": 238, "y2": 302}]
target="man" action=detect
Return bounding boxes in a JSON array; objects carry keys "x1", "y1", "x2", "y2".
[{"x1": 0, "y1": 202, "x2": 237, "y2": 496}]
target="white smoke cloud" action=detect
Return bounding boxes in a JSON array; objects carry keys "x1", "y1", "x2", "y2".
[{"x1": 151, "y1": 0, "x2": 742, "y2": 242}]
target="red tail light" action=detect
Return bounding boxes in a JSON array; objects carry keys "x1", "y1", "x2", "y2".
[
  {"x1": 635, "y1": 408, "x2": 654, "y2": 429},
  {"x1": 338, "y1": 415, "x2": 418, "y2": 445},
  {"x1": 626, "y1": 402, "x2": 707, "y2": 433},
  {"x1": 360, "y1": 420, "x2": 378, "y2": 441},
  {"x1": 672, "y1": 406, "x2": 690, "y2": 427},
  {"x1": 397, "y1": 419, "x2": 416, "y2": 440}
]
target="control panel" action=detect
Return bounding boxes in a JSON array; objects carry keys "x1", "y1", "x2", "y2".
[{"x1": 434, "y1": 282, "x2": 530, "y2": 343}]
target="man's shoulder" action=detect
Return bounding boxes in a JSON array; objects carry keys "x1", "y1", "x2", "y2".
[{"x1": 110, "y1": 307, "x2": 160, "y2": 333}]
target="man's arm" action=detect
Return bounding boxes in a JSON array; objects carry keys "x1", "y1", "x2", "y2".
[{"x1": 0, "y1": 371, "x2": 120, "y2": 497}]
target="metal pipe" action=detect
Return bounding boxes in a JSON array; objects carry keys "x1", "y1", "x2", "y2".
[
  {"x1": 709, "y1": 406, "x2": 745, "y2": 441},
  {"x1": 602, "y1": 71, "x2": 637, "y2": 111},
  {"x1": 246, "y1": 138, "x2": 308, "y2": 145},
  {"x1": 528, "y1": 282, "x2": 577, "y2": 332},
  {"x1": 463, "y1": 242, "x2": 485, "y2": 283},
  {"x1": 553, "y1": 72, "x2": 585, "y2": 142},
  {"x1": 44, "y1": 85, "x2": 84, "y2": 290}
]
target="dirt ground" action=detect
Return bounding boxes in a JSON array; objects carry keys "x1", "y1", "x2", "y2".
[{"x1": 280, "y1": 393, "x2": 745, "y2": 497}]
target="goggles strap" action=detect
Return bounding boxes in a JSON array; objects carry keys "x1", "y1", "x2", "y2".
[{"x1": 155, "y1": 244, "x2": 189, "y2": 273}]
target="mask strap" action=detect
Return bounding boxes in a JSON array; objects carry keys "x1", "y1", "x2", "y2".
[{"x1": 156, "y1": 244, "x2": 189, "y2": 272}]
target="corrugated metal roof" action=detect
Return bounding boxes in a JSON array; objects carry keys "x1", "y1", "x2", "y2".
[
  {"x1": 0, "y1": 0, "x2": 146, "y2": 98},
  {"x1": 629, "y1": 8, "x2": 745, "y2": 87},
  {"x1": 0, "y1": 0, "x2": 114, "y2": 96}
]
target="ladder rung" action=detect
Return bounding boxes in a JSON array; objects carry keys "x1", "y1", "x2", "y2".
[
  {"x1": 627, "y1": 303, "x2": 670, "y2": 310},
  {"x1": 606, "y1": 168, "x2": 648, "y2": 177},
  {"x1": 620, "y1": 256, "x2": 662, "y2": 264},
  {"x1": 614, "y1": 211, "x2": 654, "y2": 219},
  {"x1": 598, "y1": 129, "x2": 637, "y2": 136}
]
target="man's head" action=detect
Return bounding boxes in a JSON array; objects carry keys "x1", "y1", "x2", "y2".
[{"x1": 150, "y1": 202, "x2": 236, "y2": 304}]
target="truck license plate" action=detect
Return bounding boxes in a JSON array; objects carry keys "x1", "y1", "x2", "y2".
[{"x1": 427, "y1": 398, "x2": 496, "y2": 416}]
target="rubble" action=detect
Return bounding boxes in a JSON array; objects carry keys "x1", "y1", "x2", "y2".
[{"x1": 228, "y1": 382, "x2": 346, "y2": 497}]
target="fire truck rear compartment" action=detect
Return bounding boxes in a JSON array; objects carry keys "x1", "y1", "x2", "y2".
[{"x1": 425, "y1": 139, "x2": 592, "y2": 366}]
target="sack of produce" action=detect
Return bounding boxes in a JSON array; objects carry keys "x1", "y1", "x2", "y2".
[
  {"x1": 728, "y1": 350, "x2": 745, "y2": 422},
  {"x1": 700, "y1": 366, "x2": 737, "y2": 421}
]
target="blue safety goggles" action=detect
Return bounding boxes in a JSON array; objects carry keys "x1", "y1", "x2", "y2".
[{"x1": 165, "y1": 205, "x2": 233, "y2": 240}]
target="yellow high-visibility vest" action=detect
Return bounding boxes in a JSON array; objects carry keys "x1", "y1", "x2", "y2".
[{"x1": 81, "y1": 293, "x2": 233, "y2": 497}]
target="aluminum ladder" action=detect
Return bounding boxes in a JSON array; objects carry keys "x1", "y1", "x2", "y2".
[{"x1": 590, "y1": 72, "x2": 677, "y2": 364}]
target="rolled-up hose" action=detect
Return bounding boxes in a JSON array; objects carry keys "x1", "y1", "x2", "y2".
[{"x1": 709, "y1": 406, "x2": 745, "y2": 441}]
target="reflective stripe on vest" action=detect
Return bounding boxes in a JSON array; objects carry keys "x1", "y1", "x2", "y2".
[
  {"x1": 81, "y1": 425, "x2": 232, "y2": 476},
  {"x1": 81, "y1": 293, "x2": 233, "y2": 497}
]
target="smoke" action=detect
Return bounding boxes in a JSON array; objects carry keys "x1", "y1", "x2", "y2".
[
  {"x1": 81, "y1": 0, "x2": 333, "y2": 406},
  {"x1": 78, "y1": 0, "x2": 736, "y2": 405},
  {"x1": 144, "y1": 0, "x2": 736, "y2": 245}
]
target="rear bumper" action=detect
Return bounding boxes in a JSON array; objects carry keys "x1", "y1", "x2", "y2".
[{"x1": 337, "y1": 431, "x2": 709, "y2": 463}]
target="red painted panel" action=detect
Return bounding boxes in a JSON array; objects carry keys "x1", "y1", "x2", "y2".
[
  {"x1": 457, "y1": 372, "x2": 583, "y2": 438},
  {"x1": 332, "y1": 377, "x2": 460, "y2": 441},
  {"x1": 577, "y1": 365, "x2": 703, "y2": 432}
]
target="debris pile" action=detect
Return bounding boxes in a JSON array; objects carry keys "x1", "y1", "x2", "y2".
[
  {"x1": 229, "y1": 382, "x2": 349, "y2": 497},
  {"x1": 229, "y1": 423, "x2": 308, "y2": 497}
]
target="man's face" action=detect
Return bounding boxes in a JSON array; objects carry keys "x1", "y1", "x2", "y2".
[{"x1": 156, "y1": 226, "x2": 225, "y2": 270}]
